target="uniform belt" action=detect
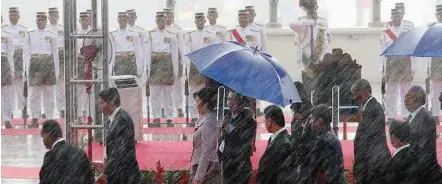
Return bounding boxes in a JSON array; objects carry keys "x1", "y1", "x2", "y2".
[
  {"x1": 115, "y1": 52, "x2": 134, "y2": 56},
  {"x1": 31, "y1": 54, "x2": 51, "y2": 59},
  {"x1": 152, "y1": 52, "x2": 170, "y2": 56},
  {"x1": 14, "y1": 46, "x2": 23, "y2": 50}
]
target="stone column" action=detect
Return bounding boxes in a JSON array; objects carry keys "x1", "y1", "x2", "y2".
[
  {"x1": 369, "y1": 0, "x2": 384, "y2": 27},
  {"x1": 266, "y1": 0, "x2": 282, "y2": 28}
]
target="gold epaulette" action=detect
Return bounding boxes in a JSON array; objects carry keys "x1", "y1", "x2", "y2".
[
  {"x1": 47, "y1": 30, "x2": 57, "y2": 35},
  {"x1": 204, "y1": 29, "x2": 215, "y2": 34},
  {"x1": 166, "y1": 30, "x2": 175, "y2": 35}
]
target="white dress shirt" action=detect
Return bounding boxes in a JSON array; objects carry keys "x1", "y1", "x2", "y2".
[
  {"x1": 1, "y1": 30, "x2": 15, "y2": 75},
  {"x1": 392, "y1": 144, "x2": 410, "y2": 157},
  {"x1": 23, "y1": 28, "x2": 60, "y2": 78},
  {"x1": 362, "y1": 96, "x2": 375, "y2": 112},
  {"x1": 51, "y1": 138, "x2": 65, "y2": 149},
  {"x1": 2, "y1": 23, "x2": 28, "y2": 49}
]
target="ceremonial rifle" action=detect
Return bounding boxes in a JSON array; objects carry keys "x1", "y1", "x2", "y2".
[
  {"x1": 146, "y1": 75, "x2": 150, "y2": 123},
  {"x1": 22, "y1": 71, "x2": 28, "y2": 128},
  {"x1": 425, "y1": 60, "x2": 430, "y2": 110},
  {"x1": 185, "y1": 64, "x2": 189, "y2": 125},
  {"x1": 381, "y1": 61, "x2": 386, "y2": 110}
]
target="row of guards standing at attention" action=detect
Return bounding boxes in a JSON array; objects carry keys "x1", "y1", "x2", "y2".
[
  {"x1": 2, "y1": 7, "x2": 28, "y2": 128},
  {"x1": 288, "y1": 0, "x2": 332, "y2": 99},
  {"x1": 426, "y1": 4, "x2": 442, "y2": 120},
  {"x1": 1, "y1": 15, "x2": 16, "y2": 128},
  {"x1": 226, "y1": 7, "x2": 268, "y2": 116},
  {"x1": 380, "y1": 3, "x2": 415, "y2": 121}
]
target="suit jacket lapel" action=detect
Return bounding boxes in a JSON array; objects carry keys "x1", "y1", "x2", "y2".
[
  {"x1": 410, "y1": 108, "x2": 425, "y2": 128},
  {"x1": 109, "y1": 109, "x2": 122, "y2": 133}
]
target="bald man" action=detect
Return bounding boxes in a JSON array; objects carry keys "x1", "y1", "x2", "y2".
[{"x1": 351, "y1": 79, "x2": 391, "y2": 184}]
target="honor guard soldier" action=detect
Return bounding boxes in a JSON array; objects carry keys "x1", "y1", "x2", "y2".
[
  {"x1": 227, "y1": 10, "x2": 264, "y2": 115},
  {"x1": 428, "y1": 4, "x2": 442, "y2": 121},
  {"x1": 2, "y1": 16, "x2": 15, "y2": 128},
  {"x1": 110, "y1": 12, "x2": 143, "y2": 78},
  {"x1": 380, "y1": 9, "x2": 414, "y2": 120},
  {"x1": 3, "y1": 7, "x2": 28, "y2": 117},
  {"x1": 205, "y1": 7, "x2": 227, "y2": 43},
  {"x1": 289, "y1": 0, "x2": 330, "y2": 101},
  {"x1": 185, "y1": 13, "x2": 216, "y2": 126},
  {"x1": 245, "y1": 6, "x2": 268, "y2": 53},
  {"x1": 47, "y1": 7, "x2": 65, "y2": 118},
  {"x1": 146, "y1": 12, "x2": 179, "y2": 127},
  {"x1": 24, "y1": 12, "x2": 60, "y2": 128},
  {"x1": 164, "y1": 8, "x2": 186, "y2": 118},
  {"x1": 76, "y1": 12, "x2": 92, "y2": 118},
  {"x1": 391, "y1": 3, "x2": 414, "y2": 29},
  {"x1": 126, "y1": 9, "x2": 149, "y2": 77}
]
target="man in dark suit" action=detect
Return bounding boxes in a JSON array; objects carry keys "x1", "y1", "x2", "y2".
[
  {"x1": 39, "y1": 120, "x2": 94, "y2": 184},
  {"x1": 219, "y1": 91, "x2": 257, "y2": 184},
  {"x1": 257, "y1": 105, "x2": 293, "y2": 184},
  {"x1": 351, "y1": 79, "x2": 391, "y2": 184},
  {"x1": 96, "y1": 88, "x2": 140, "y2": 184},
  {"x1": 404, "y1": 85, "x2": 441, "y2": 183},
  {"x1": 307, "y1": 104, "x2": 345, "y2": 184},
  {"x1": 383, "y1": 120, "x2": 421, "y2": 184}
]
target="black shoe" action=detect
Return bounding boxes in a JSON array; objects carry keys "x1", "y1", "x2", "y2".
[
  {"x1": 148, "y1": 118, "x2": 161, "y2": 128},
  {"x1": 28, "y1": 119, "x2": 39, "y2": 128},
  {"x1": 161, "y1": 109, "x2": 165, "y2": 118},
  {"x1": 177, "y1": 109, "x2": 184, "y2": 117},
  {"x1": 5, "y1": 121, "x2": 13, "y2": 129},
  {"x1": 166, "y1": 119, "x2": 174, "y2": 127},
  {"x1": 60, "y1": 110, "x2": 65, "y2": 118},
  {"x1": 41, "y1": 114, "x2": 46, "y2": 119}
]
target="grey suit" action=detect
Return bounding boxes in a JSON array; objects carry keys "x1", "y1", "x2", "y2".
[
  {"x1": 409, "y1": 107, "x2": 441, "y2": 183},
  {"x1": 190, "y1": 111, "x2": 221, "y2": 183}
]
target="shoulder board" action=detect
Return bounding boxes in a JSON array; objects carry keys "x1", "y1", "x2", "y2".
[
  {"x1": 110, "y1": 30, "x2": 118, "y2": 33},
  {"x1": 298, "y1": 16, "x2": 307, "y2": 20},
  {"x1": 250, "y1": 28, "x2": 260, "y2": 32},
  {"x1": 173, "y1": 24, "x2": 182, "y2": 29},
  {"x1": 47, "y1": 30, "x2": 57, "y2": 35},
  {"x1": 148, "y1": 28, "x2": 157, "y2": 33},
  {"x1": 19, "y1": 24, "x2": 28, "y2": 29},
  {"x1": 204, "y1": 29, "x2": 215, "y2": 34},
  {"x1": 1, "y1": 24, "x2": 8, "y2": 28},
  {"x1": 135, "y1": 25, "x2": 144, "y2": 30},
  {"x1": 166, "y1": 30, "x2": 175, "y2": 35},
  {"x1": 28, "y1": 29, "x2": 36, "y2": 33},
  {"x1": 404, "y1": 20, "x2": 412, "y2": 23},
  {"x1": 216, "y1": 24, "x2": 226, "y2": 28},
  {"x1": 254, "y1": 23, "x2": 264, "y2": 27},
  {"x1": 2, "y1": 30, "x2": 12, "y2": 34}
]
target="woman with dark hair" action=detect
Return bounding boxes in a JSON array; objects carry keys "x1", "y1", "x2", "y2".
[{"x1": 189, "y1": 87, "x2": 221, "y2": 184}]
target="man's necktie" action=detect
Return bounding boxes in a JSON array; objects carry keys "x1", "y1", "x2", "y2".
[
  {"x1": 407, "y1": 115, "x2": 412, "y2": 123},
  {"x1": 266, "y1": 137, "x2": 272, "y2": 150}
]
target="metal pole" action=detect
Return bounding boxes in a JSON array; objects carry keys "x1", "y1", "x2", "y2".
[
  {"x1": 63, "y1": 0, "x2": 72, "y2": 144},
  {"x1": 332, "y1": 86, "x2": 340, "y2": 137},
  {"x1": 101, "y1": 0, "x2": 109, "y2": 164},
  {"x1": 91, "y1": 0, "x2": 98, "y2": 32}
]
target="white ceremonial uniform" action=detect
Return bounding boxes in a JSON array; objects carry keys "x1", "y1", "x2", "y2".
[
  {"x1": 146, "y1": 28, "x2": 179, "y2": 120},
  {"x1": 1, "y1": 30, "x2": 16, "y2": 122},
  {"x1": 47, "y1": 23, "x2": 65, "y2": 112},
  {"x1": 289, "y1": 17, "x2": 331, "y2": 70},
  {"x1": 23, "y1": 29, "x2": 60, "y2": 119},
  {"x1": 76, "y1": 27, "x2": 92, "y2": 117},
  {"x1": 386, "y1": 20, "x2": 414, "y2": 30},
  {"x1": 110, "y1": 28, "x2": 143, "y2": 76},
  {"x1": 185, "y1": 29, "x2": 217, "y2": 118},
  {"x1": 128, "y1": 25, "x2": 149, "y2": 80},
  {"x1": 2, "y1": 23, "x2": 28, "y2": 111},
  {"x1": 248, "y1": 22, "x2": 268, "y2": 53},
  {"x1": 379, "y1": 24, "x2": 415, "y2": 118},
  {"x1": 166, "y1": 23, "x2": 186, "y2": 112},
  {"x1": 204, "y1": 24, "x2": 227, "y2": 43}
]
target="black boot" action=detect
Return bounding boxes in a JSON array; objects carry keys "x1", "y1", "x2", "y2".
[
  {"x1": 28, "y1": 119, "x2": 39, "y2": 128},
  {"x1": 166, "y1": 119, "x2": 174, "y2": 127},
  {"x1": 148, "y1": 118, "x2": 161, "y2": 128},
  {"x1": 177, "y1": 109, "x2": 184, "y2": 117},
  {"x1": 41, "y1": 114, "x2": 46, "y2": 119},
  {"x1": 5, "y1": 121, "x2": 13, "y2": 129},
  {"x1": 60, "y1": 110, "x2": 65, "y2": 118}
]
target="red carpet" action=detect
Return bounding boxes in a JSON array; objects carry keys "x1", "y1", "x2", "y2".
[{"x1": 3, "y1": 140, "x2": 442, "y2": 179}]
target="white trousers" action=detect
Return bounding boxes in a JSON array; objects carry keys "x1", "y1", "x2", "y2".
[
  {"x1": 188, "y1": 85, "x2": 204, "y2": 118},
  {"x1": 56, "y1": 78, "x2": 65, "y2": 111},
  {"x1": 173, "y1": 77, "x2": 184, "y2": 110},
  {"x1": 385, "y1": 82, "x2": 411, "y2": 119},
  {"x1": 77, "y1": 85, "x2": 95, "y2": 117},
  {"x1": 151, "y1": 85, "x2": 174, "y2": 120},
  {"x1": 13, "y1": 77, "x2": 25, "y2": 110},
  {"x1": 431, "y1": 80, "x2": 442, "y2": 117},
  {"x1": 30, "y1": 85, "x2": 55, "y2": 119},
  {"x1": 2, "y1": 85, "x2": 15, "y2": 122}
]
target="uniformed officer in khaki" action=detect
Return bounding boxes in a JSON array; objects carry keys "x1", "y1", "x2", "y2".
[
  {"x1": 110, "y1": 12, "x2": 143, "y2": 77},
  {"x1": 205, "y1": 8, "x2": 227, "y2": 43},
  {"x1": 2, "y1": 7, "x2": 28, "y2": 116},
  {"x1": 185, "y1": 12, "x2": 217, "y2": 126},
  {"x1": 164, "y1": 8, "x2": 186, "y2": 118},
  {"x1": 146, "y1": 12, "x2": 179, "y2": 127},
  {"x1": 2, "y1": 16, "x2": 16, "y2": 128},
  {"x1": 47, "y1": 7, "x2": 65, "y2": 118},
  {"x1": 23, "y1": 12, "x2": 60, "y2": 128}
]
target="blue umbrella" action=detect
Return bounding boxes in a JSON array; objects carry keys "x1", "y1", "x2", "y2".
[
  {"x1": 381, "y1": 23, "x2": 442, "y2": 57},
  {"x1": 186, "y1": 41, "x2": 301, "y2": 106}
]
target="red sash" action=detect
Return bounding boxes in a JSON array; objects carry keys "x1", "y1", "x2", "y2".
[
  {"x1": 231, "y1": 29, "x2": 246, "y2": 44},
  {"x1": 384, "y1": 29, "x2": 398, "y2": 41}
]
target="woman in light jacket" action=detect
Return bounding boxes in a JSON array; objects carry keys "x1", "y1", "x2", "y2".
[{"x1": 189, "y1": 87, "x2": 221, "y2": 184}]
